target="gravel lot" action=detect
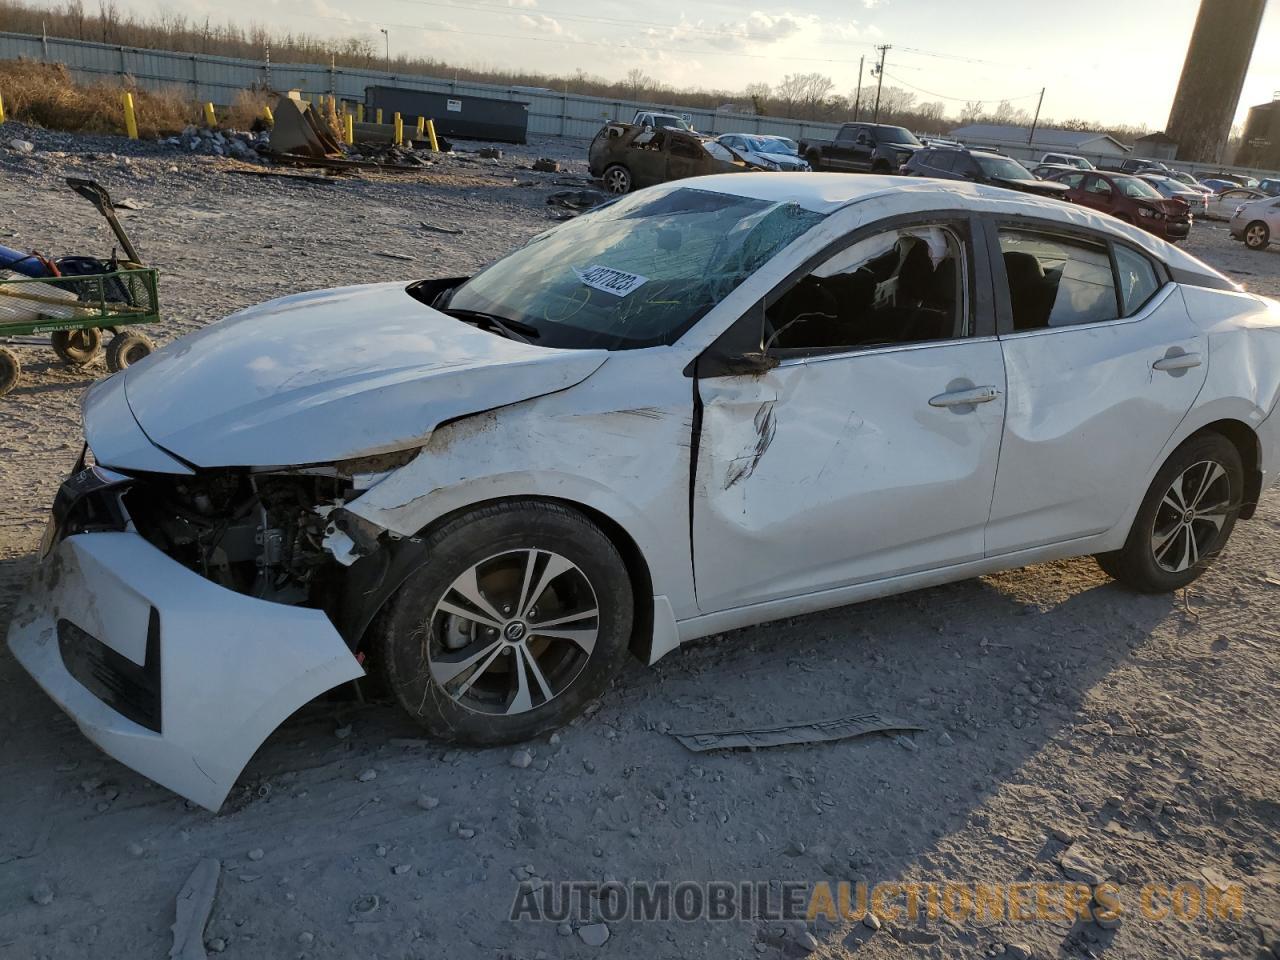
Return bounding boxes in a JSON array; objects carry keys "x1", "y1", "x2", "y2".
[{"x1": 1, "y1": 127, "x2": 1278, "y2": 960}]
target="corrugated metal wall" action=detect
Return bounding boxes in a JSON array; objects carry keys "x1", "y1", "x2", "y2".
[{"x1": 0, "y1": 30, "x2": 845, "y2": 142}]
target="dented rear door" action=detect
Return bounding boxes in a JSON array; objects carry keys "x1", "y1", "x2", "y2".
[{"x1": 691, "y1": 340, "x2": 1007, "y2": 613}]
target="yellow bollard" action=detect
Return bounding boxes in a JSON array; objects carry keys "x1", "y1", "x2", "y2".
[
  {"x1": 203, "y1": 102, "x2": 216, "y2": 127},
  {"x1": 344, "y1": 113, "x2": 354, "y2": 146},
  {"x1": 394, "y1": 112, "x2": 403, "y2": 146},
  {"x1": 375, "y1": 108, "x2": 383, "y2": 125},
  {"x1": 327, "y1": 94, "x2": 335, "y2": 114},
  {"x1": 0, "y1": 90, "x2": 6, "y2": 125},
  {"x1": 122, "y1": 92, "x2": 139, "y2": 139},
  {"x1": 356, "y1": 103, "x2": 364, "y2": 123},
  {"x1": 262, "y1": 105, "x2": 274, "y2": 125},
  {"x1": 425, "y1": 118, "x2": 440, "y2": 152},
  {"x1": 416, "y1": 116, "x2": 424, "y2": 138}
]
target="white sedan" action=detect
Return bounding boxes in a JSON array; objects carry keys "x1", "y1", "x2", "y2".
[
  {"x1": 10, "y1": 175, "x2": 1280, "y2": 810},
  {"x1": 1230, "y1": 194, "x2": 1280, "y2": 249},
  {"x1": 1206, "y1": 187, "x2": 1269, "y2": 221}
]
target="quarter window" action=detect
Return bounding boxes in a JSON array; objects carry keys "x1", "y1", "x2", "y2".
[
  {"x1": 998, "y1": 230, "x2": 1117, "y2": 330},
  {"x1": 1114, "y1": 245, "x2": 1161, "y2": 316},
  {"x1": 767, "y1": 223, "x2": 968, "y2": 352}
]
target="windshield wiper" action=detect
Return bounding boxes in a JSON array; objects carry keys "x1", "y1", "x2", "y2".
[{"x1": 446, "y1": 308, "x2": 540, "y2": 344}]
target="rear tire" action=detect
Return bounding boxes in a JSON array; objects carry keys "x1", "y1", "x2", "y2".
[
  {"x1": 51, "y1": 328, "x2": 102, "y2": 366},
  {"x1": 602, "y1": 164, "x2": 632, "y2": 194},
  {"x1": 105, "y1": 331, "x2": 156, "y2": 372},
  {"x1": 376, "y1": 501, "x2": 634, "y2": 744},
  {"x1": 1244, "y1": 221, "x2": 1271, "y2": 250},
  {"x1": 1095, "y1": 434, "x2": 1242, "y2": 593},
  {"x1": 0, "y1": 346, "x2": 20, "y2": 397}
]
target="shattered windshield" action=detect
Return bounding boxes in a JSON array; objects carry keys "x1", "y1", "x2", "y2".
[{"x1": 444, "y1": 188, "x2": 827, "y2": 349}]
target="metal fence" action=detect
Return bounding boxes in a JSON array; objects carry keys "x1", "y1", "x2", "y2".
[
  {"x1": 3, "y1": 30, "x2": 1276, "y2": 178},
  {"x1": 0, "y1": 30, "x2": 845, "y2": 143}
]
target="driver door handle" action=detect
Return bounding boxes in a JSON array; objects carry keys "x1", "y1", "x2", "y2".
[
  {"x1": 1152, "y1": 352, "x2": 1202, "y2": 372},
  {"x1": 929, "y1": 385, "x2": 1001, "y2": 408}
]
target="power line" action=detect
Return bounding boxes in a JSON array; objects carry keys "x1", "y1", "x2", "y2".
[{"x1": 880, "y1": 71, "x2": 1042, "y2": 105}]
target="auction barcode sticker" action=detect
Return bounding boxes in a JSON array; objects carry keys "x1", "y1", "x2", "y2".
[{"x1": 574, "y1": 265, "x2": 648, "y2": 298}]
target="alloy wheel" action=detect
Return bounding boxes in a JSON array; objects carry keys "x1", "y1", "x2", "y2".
[
  {"x1": 603, "y1": 167, "x2": 630, "y2": 194},
  {"x1": 1245, "y1": 223, "x2": 1268, "y2": 249},
  {"x1": 1150, "y1": 460, "x2": 1232, "y2": 573},
  {"x1": 426, "y1": 549, "x2": 600, "y2": 716}
]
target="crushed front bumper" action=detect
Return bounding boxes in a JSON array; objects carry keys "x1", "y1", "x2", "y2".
[{"x1": 7, "y1": 530, "x2": 363, "y2": 811}]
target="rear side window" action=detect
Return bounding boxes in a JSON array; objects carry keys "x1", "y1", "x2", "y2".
[
  {"x1": 931, "y1": 152, "x2": 957, "y2": 172},
  {"x1": 998, "y1": 230, "x2": 1118, "y2": 330},
  {"x1": 1114, "y1": 245, "x2": 1161, "y2": 315}
]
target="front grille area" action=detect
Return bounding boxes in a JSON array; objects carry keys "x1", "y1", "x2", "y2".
[{"x1": 57, "y1": 610, "x2": 162, "y2": 733}]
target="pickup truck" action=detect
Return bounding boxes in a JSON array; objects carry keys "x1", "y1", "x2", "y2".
[
  {"x1": 632, "y1": 111, "x2": 694, "y2": 133},
  {"x1": 798, "y1": 122, "x2": 923, "y2": 173},
  {"x1": 1098, "y1": 157, "x2": 1170, "y2": 175}
]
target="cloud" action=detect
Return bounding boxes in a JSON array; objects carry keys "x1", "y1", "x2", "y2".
[
  {"x1": 507, "y1": 0, "x2": 537, "y2": 7},
  {"x1": 518, "y1": 13, "x2": 564, "y2": 35}
]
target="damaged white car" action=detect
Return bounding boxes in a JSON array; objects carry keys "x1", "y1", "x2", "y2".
[{"x1": 10, "y1": 174, "x2": 1280, "y2": 810}]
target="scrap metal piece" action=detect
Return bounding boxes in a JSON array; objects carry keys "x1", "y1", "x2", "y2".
[
  {"x1": 671, "y1": 713, "x2": 924, "y2": 752},
  {"x1": 269, "y1": 93, "x2": 342, "y2": 159},
  {"x1": 170, "y1": 858, "x2": 221, "y2": 960}
]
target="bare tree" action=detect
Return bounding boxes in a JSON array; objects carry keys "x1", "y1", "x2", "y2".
[
  {"x1": 623, "y1": 67, "x2": 652, "y2": 101},
  {"x1": 959, "y1": 100, "x2": 985, "y2": 125},
  {"x1": 874, "y1": 85, "x2": 917, "y2": 118}
]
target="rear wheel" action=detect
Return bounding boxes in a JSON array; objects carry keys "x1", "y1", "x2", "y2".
[
  {"x1": 105, "y1": 331, "x2": 156, "y2": 372},
  {"x1": 376, "y1": 501, "x2": 634, "y2": 743},
  {"x1": 601, "y1": 164, "x2": 632, "y2": 194},
  {"x1": 1244, "y1": 221, "x2": 1271, "y2": 250},
  {"x1": 0, "y1": 346, "x2": 20, "y2": 396},
  {"x1": 51, "y1": 328, "x2": 102, "y2": 366},
  {"x1": 1095, "y1": 434, "x2": 1242, "y2": 592}
]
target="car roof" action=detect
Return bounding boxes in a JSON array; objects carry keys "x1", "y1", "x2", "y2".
[{"x1": 640, "y1": 173, "x2": 1229, "y2": 283}]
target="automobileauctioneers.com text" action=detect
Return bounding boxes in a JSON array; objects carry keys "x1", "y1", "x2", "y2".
[{"x1": 512, "y1": 879, "x2": 1245, "y2": 925}]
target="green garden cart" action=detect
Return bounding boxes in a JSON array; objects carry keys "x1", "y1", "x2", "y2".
[{"x1": 0, "y1": 178, "x2": 161, "y2": 397}]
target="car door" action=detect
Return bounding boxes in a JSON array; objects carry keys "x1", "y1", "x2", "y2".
[
  {"x1": 827, "y1": 126, "x2": 859, "y2": 169},
  {"x1": 1075, "y1": 174, "x2": 1116, "y2": 215},
  {"x1": 692, "y1": 214, "x2": 1007, "y2": 612},
  {"x1": 666, "y1": 133, "x2": 709, "y2": 181},
  {"x1": 849, "y1": 127, "x2": 876, "y2": 170},
  {"x1": 984, "y1": 221, "x2": 1207, "y2": 555}
]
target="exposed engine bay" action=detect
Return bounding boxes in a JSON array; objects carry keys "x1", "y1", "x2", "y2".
[
  {"x1": 120, "y1": 452, "x2": 417, "y2": 608},
  {"x1": 124, "y1": 472, "x2": 349, "y2": 605}
]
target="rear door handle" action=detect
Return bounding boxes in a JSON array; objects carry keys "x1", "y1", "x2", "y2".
[
  {"x1": 929, "y1": 385, "x2": 1001, "y2": 408},
  {"x1": 1152, "y1": 353, "x2": 1202, "y2": 372}
]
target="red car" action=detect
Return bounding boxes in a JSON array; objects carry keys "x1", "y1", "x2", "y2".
[{"x1": 1049, "y1": 170, "x2": 1191, "y2": 241}]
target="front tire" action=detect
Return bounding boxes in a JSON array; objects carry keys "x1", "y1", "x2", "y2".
[
  {"x1": 0, "y1": 346, "x2": 20, "y2": 396},
  {"x1": 601, "y1": 164, "x2": 632, "y2": 194},
  {"x1": 1095, "y1": 434, "x2": 1242, "y2": 592},
  {"x1": 376, "y1": 501, "x2": 634, "y2": 744},
  {"x1": 1244, "y1": 221, "x2": 1270, "y2": 250}
]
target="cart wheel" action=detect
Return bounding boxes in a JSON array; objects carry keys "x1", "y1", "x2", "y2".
[
  {"x1": 106, "y1": 331, "x2": 156, "y2": 372},
  {"x1": 51, "y1": 328, "x2": 103, "y2": 366},
  {"x1": 0, "y1": 347, "x2": 20, "y2": 397}
]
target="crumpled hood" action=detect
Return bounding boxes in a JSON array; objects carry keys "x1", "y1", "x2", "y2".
[{"x1": 103, "y1": 282, "x2": 608, "y2": 468}]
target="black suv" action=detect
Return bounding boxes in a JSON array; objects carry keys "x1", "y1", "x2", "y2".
[{"x1": 904, "y1": 148, "x2": 1071, "y2": 199}]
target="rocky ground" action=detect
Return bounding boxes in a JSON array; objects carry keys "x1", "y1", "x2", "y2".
[{"x1": 0, "y1": 126, "x2": 1278, "y2": 960}]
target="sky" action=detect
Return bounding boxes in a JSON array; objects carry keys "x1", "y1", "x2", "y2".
[{"x1": 110, "y1": 0, "x2": 1280, "y2": 129}]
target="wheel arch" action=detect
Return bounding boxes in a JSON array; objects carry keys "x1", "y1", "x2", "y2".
[
  {"x1": 335, "y1": 494, "x2": 661, "y2": 664},
  {"x1": 1188, "y1": 418, "x2": 1262, "y2": 519}
]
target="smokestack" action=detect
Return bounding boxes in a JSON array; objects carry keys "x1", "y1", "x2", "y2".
[{"x1": 1166, "y1": 0, "x2": 1268, "y2": 164}]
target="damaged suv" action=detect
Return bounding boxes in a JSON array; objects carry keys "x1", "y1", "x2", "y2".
[{"x1": 11, "y1": 174, "x2": 1280, "y2": 810}]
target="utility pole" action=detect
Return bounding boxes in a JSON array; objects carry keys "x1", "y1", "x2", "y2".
[
  {"x1": 380, "y1": 28, "x2": 390, "y2": 73},
  {"x1": 853, "y1": 55, "x2": 864, "y2": 121},
  {"x1": 872, "y1": 44, "x2": 890, "y2": 123},
  {"x1": 1027, "y1": 87, "x2": 1045, "y2": 145}
]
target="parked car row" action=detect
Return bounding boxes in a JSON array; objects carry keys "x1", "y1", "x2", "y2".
[{"x1": 596, "y1": 119, "x2": 1276, "y2": 250}]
